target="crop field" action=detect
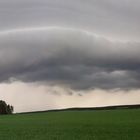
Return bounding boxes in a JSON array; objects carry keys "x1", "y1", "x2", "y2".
[{"x1": 0, "y1": 109, "x2": 140, "y2": 140}]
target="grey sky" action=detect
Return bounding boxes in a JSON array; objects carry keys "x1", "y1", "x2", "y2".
[
  {"x1": 0, "y1": 0, "x2": 140, "y2": 41},
  {"x1": 0, "y1": 0, "x2": 140, "y2": 112}
]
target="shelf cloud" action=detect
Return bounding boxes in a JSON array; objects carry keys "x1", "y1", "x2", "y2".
[{"x1": 0, "y1": 27, "x2": 140, "y2": 90}]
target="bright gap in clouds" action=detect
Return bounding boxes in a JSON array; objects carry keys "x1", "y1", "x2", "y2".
[{"x1": 0, "y1": 81, "x2": 140, "y2": 113}]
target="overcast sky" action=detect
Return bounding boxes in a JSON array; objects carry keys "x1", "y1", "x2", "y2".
[{"x1": 0, "y1": 0, "x2": 140, "y2": 112}]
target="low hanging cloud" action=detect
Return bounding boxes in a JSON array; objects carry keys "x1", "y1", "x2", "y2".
[{"x1": 0, "y1": 27, "x2": 140, "y2": 90}]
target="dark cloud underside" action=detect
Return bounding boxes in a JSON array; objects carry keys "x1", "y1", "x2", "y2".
[{"x1": 0, "y1": 28, "x2": 140, "y2": 90}]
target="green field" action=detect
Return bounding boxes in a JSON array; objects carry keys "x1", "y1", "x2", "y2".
[{"x1": 0, "y1": 109, "x2": 140, "y2": 140}]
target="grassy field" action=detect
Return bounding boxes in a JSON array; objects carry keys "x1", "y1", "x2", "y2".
[{"x1": 0, "y1": 109, "x2": 140, "y2": 140}]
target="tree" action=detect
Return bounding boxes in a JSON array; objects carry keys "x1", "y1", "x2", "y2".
[{"x1": 0, "y1": 100, "x2": 14, "y2": 114}]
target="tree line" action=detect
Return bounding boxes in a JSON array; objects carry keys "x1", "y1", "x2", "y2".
[{"x1": 0, "y1": 100, "x2": 14, "y2": 114}]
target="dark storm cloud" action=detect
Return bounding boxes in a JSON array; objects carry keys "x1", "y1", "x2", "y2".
[
  {"x1": 0, "y1": 0, "x2": 140, "y2": 90},
  {"x1": 0, "y1": 28, "x2": 140, "y2": 90}
]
